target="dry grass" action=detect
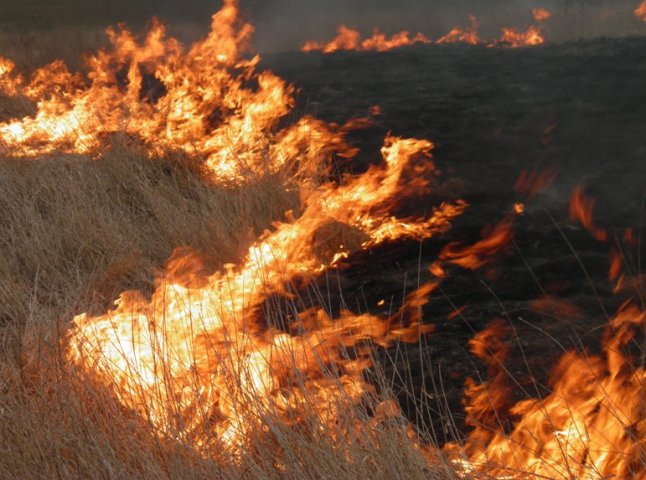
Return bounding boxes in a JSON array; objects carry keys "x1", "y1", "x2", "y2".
[
  {"x1": 0, "y1": 26, "x2": 642, "y2": 480},
  {"x1": 0, "y1": 137, "x2": 462, "y2": 479},
  {"x1": 0, "y1": 143, "x2": 298, "y2": 334},
  {"x1": 0, "y1": 29, "x2": 460, "y2": 480},
  {"x1": 0, "y1": 349, "x2": 457, "y2": 479},
  {"x1": 0, "y1": 26, "x2": 108, "y2": 72}
]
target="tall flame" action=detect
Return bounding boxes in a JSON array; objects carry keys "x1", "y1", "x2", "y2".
[
  {"x1": 68, "y1": 134, "x2": 467, "y2": 449},
  {"x1": 446, "y1": 298, "x2": 644, "y2": 479},
  {"x1": 0, "y1": 1, "x2": 349, "y2": 183}
]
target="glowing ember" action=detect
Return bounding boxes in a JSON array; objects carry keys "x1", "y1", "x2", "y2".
[
  {"x1": 513, "y1": 202, "x2": 525, "y2": 215},
  {"x1": 302, "y1": 25, "x2": 431, "y2": 53}
]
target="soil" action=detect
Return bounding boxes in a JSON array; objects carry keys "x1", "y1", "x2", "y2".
[{"x1": 261, "y1": 37, "x2": 646, "y2": 445}]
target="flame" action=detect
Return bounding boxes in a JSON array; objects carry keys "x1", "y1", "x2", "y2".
[
  {"x1": 0, "y1": 0, "x2": 469, "y2": 453},
  {"x1": 436, "y1": 16, "x2": 480, "y2": 45},
  {"x1": 442, "y1": 191, "x2": 645, "y2": 479},
  {"x1": 514, "y1": 168, "x2": 558, "y2": 199},
  {"x1": 4, "y1": 2, "x2": 640, "y2": 475},
  {"x1": 532, "y1": 7, "x2": 552, "y2": 23},
  {"x1": 446, "y1": 301, "x2": 645, "y2": 479},
  {"x1": 303, "y1": 9, "x2": 552, "y2": 53},
  {"x1": 569, "y1": 187, "x2": 608, "y2": 242},
  {"x1": 302, "y1": 25, "x2": 431, "y2": 53},
  {"x1": 636, "y1": 1, "x2": 646, "y2": 22},
  {"x1": 431, "y1": 218, "x2": 515, "y2": 275},
  {"x1": 67, "y1": 129, "x2": 467, "y2": 449},
  {"x1": 0, "y1": 55, "x2": 22, "y2": 96},
  {"x1": 491, "y1": 9, "x2": 551, "y2": 48},
  {"x1": 0, "y1": 2, "x2": 350, "y2": 183}
]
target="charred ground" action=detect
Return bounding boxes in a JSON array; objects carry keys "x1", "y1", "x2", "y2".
[{"x1": 262, "y1": 37, "x2": 646, "y2": 444}]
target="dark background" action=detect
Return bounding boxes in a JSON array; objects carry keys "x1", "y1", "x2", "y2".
[{"x1": 0, "y1": 0, "x2": 645, "y2": 52}]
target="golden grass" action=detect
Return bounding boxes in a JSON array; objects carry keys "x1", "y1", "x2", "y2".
[
  {"x1": 0, "y1": 347, "x2": 458, "y2": 479},
  {"x1": 0, "y1": 134, "x2": 464, "y2": 478},
  {"x1": 0, "y1": 143, "x2": 298, "y2": 333},
  {"x1": 0, "y1": 28, "x2": 642, "y2": 480},
  {"x1": 0, "y1": 32, "x2": 460, "y2": 479}
]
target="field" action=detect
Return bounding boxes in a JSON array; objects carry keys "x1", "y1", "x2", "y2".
[{"x1": 0, "y1": 3, "x2": 644, "y2": 479}]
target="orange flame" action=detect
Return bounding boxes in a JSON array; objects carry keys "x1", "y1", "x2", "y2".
[
  {"x1": 446, "y1": 301, "x2": 645, "y2": 479},
  {"x1": 433, "y1": 218, "x2": 515, "y2": 274},
  {"x1": 67, "y1": 131, "x2": 467, "y2": 449},
  {"x1": 442, "y1": 193, "x2": 645, "y2": 479},
  {"x1": 436, "y1": 15, "x2": 480, "y2": 45},
  {"x1": 302, "y1": 25, "x2": 432, "y2": 53},
  {"x1": 569, "y1": 187, "x2": 608, "y2": 242},
  {"x1": 0, "y1": 2, "x2": 351, "y2": 183},
  {"x1": 514, "y1": 167, "x2": 558, "y2": 199},
  {"x1": 636, "y1": 1, "x2": 646, "y2": 22},
  {"x1": 5, "y1": 2, "x2": 639, "y2": 475},
  {"x1": 532, "y1": 7, "x2": 552, "y2": 23},
  {"x1": 0, "y1": 55, "x2": 22, "y2": 96},
  {"x1": 490, "y1": 9, "x2": 552, "y2": 48},
  {"x1": 303, "y1": 9, "x2": 552, "y2": 53}
]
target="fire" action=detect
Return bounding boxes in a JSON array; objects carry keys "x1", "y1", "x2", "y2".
[
  {"x1": 68, "y1": 134, "x2": 466, "y2": 450},
  {"x1": 302, "y1": 25, "x2": 361, "y2": 53},
  {"x1": 446, "y1": 301, "x2": 645, "y2": 479},
  {"x1": 0, "y1": 1, "x2": 350, "y2": 183},
  {"x1": 303, "y1": 9, "x2": 552, "y2": 52},
  {"x1": 302, "y1": 25, "x2": 431, "y2": 53},
  {"x1": 440, "y1": 188, "x2": 645, "y2": 479},
  {"x1": 3, "y1": 1, "x2": 640, "y2": 476},
  {"x1": 0, "y1": 55, "x2": 23, "y2": 97},
  {"x1": 433, "y1": 218, "x2": 515, "y2": 274},
  {"x1": 637, "y1": 1, "x2": 646, "y2": 22},
  {"x1": 514, "y1": 167, "x2": 558, "y2": 199},
  {"x1": 436, "y1": 16, "x2": 480, "y2": 45},
  {"x1": 490, "y1": 8, "x2": 552, "y2": 48},
  {"x1": 532, "y1": 7, "x2": 552, "y2": 23},
  {"x1": 59, "y1": 10, "x2": 469, "y2": 447},
  {"x1": 569, "y1": 187, "x2": 608, "y2": 242}
]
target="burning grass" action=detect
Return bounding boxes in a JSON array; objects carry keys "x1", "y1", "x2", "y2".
[
  {"x1": 0, "y1": 144, "x2": 299, "y2": 332},
  {"x1": 0, "y1": 1, "x2": 644, "y2": 478},
  {"x1": 301, "y1": 8, "x2": 553, "y2": 53}
]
